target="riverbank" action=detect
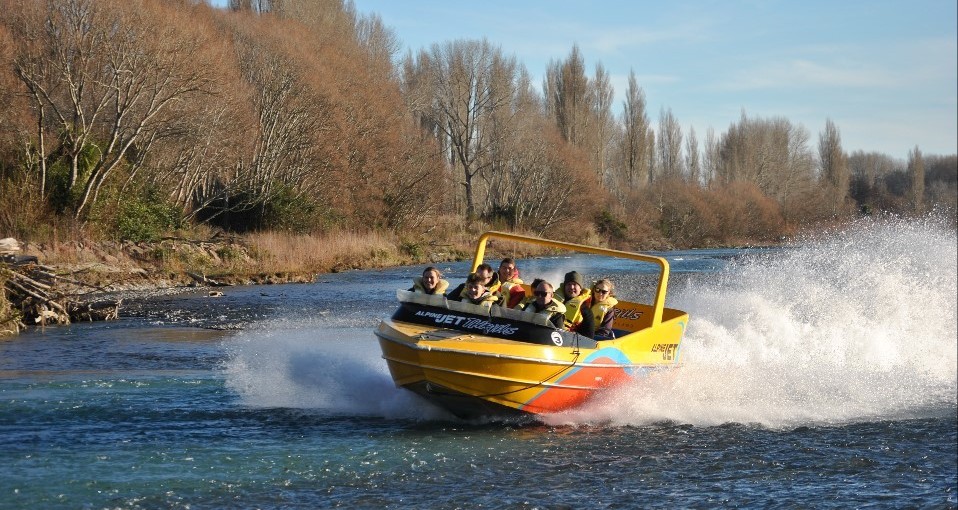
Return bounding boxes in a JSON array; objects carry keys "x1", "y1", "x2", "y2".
[
  {"x1": 9, "y1": 232, "x2": 465, "y2": 291},
  {"x1": 0, "y1": 231, "x2": 447, "y2": 335},
  {"x1": 1, "y1": 226, "x2": 788, "y2": 337}
]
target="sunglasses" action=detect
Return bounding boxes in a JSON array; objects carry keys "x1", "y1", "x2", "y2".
[
  {"x1": 533, "y1": 291, "x2": 550, "y2": 297},
  {"x1": 594, "y1": 289, "x2": 610, "y2": 294}
]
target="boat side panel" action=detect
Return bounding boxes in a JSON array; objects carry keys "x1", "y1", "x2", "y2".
[{"x1": 376, "y1": 312, "x2": 687, "y2": 416}]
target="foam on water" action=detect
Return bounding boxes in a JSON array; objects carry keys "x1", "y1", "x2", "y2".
[
  {"x1": 224, "y1": 217, "x2": 956, "y2": 428},
  {"x1": 551, "y1": 216, "x2": 958, "y2": 428},
  {"x1": 223, "y1": 326, "x2": 450, "y2": 420}
]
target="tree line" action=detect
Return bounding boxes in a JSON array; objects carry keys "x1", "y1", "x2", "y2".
[{"x1": 0, "y1": 0, "x2": 954, "y2": 249}]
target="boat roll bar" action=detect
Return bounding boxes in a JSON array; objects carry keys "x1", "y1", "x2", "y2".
[{"x1": 472, "y1": 231, "x2": 672, "y2": 328}]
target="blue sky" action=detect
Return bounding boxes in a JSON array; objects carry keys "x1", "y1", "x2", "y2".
[
  {"x1": 214, "y1": 0, "x2": 958, "y2": 158},
  {"x1": 351, "y1": 0, "x2": 957, "y2": 158}
]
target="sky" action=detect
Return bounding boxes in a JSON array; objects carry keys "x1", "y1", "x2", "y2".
[{"x1": 214, "y1": 0, "x2": 958, "y2": 158}]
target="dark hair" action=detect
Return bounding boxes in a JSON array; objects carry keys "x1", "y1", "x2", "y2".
[
  {"x1": 476, "y1": 263, "x2": 494, "y2": 274},
  {"x1": 500, "y1": 258, "x2": 516, "y2": 267},
  {"x1": 530, "y1": 278, "x2": 544, "y2": 289}
]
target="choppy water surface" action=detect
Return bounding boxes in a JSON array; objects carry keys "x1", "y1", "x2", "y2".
[{"x1": 1, "y1": 218, "x2": 955, "y2": 509}]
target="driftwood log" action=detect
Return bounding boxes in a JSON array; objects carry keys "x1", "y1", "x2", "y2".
[{"x1": 1, "y1": 257, "x2": 121, "y2": 329}]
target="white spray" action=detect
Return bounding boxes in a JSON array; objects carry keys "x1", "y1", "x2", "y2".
[{"x1": 550, "y1": 217, "x2": 957, "y2": 428}]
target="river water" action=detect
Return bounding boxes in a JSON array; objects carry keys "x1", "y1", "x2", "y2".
[{"x1": 1, "y1": 218, "x2": 955, "y2": 509}]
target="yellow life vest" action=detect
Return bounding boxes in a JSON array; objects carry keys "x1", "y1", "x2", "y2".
[
  {"x1": 591, "y1": 296, "x2": 619, "y2": 325},
  {"x1": 485, "y1": 273, "x2": 502, "y2": 295},
  {"x1": 522, "y1": 299, "x2": 566, "y2": 317},
  {"x1": 497, "y1": 277, "x2": 526, "y2": 308},
  {"x1": 458, "y1": 273, "x2": 501, "y2": 299},
  {"x1": 561, "y1": 288, "x2": 592, "y2": 330},
  {"x1": 466, "y1": 291, "x2": 499, "y2": 309},
  {"x1": 413, "y1": 277, "x2": 449, "y2": 295}
]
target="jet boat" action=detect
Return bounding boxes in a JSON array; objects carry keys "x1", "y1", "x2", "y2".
[{"x1": 375, "y1": 231, "x2": 688, "y2": 419}]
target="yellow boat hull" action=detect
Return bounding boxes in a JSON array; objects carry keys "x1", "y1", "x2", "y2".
[{"x1": 376, "y1": 312, "x2": 687, "y2": 418}]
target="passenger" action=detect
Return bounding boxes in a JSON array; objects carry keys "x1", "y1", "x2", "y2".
[
  {"x1": 590, "y1": 279, "x2": 618, "y2": 339},
  {"x1": 520, "y1": 280, "x2": 566, "y2": 329},
  {"x1": 447, "y1": 263, "x2": 500, "y2": 300},
  {"x1": 409, "y1": 266, "x2": 449, "y2": 295},
  {"x1": 495, "y1": 257, "x2": 526, "y2": 308},
  {"x1": 478, "y1": 263, "x2": 502, "y2": 294},
  {"x1": 516, "y1": 278, "x2": 544, "y2": 309},
  {"x1": 556, "y1": 271, "x2": 595, "y2": 338},
  {"x1": 448, "y1": 272, "x2": 498, "y2": 308}
]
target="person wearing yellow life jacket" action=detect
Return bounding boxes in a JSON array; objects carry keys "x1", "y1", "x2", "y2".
[
  {"x1": 495, "y1": 258, "x2": 526, "y2": 308},
  {"x1": 447, "y1": 263, "x2": 500, "y2": 300},
  {"x1": 447, "y1": 272, "x2": 498, "y2": 309},
  {"x1": 520, "y1": 280, "x2": 566, "y2": 329},
  {"x1": 516, "y1": 278, "x2": 544, "y2": 310},
  {"x1": 590, "y1": 278, "x2": 619, "y2": 339},
  {"x1": 555, "y1": 271, "x2": 595, "y2": 338},
  {"x1": 409, "y1": 267, "x2": 449, "y2": 295}
]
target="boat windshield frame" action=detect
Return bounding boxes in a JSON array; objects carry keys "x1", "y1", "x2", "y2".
[{"x1": 471, "y1": 231, "x2": 672, "y2": 328}]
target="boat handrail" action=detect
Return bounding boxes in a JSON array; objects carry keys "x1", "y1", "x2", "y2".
[{"x1": 472, "y1": 231, "x2": 672, "y2": 328}]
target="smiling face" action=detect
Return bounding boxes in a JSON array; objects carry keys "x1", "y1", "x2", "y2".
[
  {"x1": 593, "y1": 279, "x2": 614, "y2": 300},
  {"x1": 564, "y1": 280, "x2": 582, "y2": 298},
  {"x1": 534, "y1": 282, "x2": 554, "y2": 306},
  {"x1": 593, "y1": 285, "x2": 610, "y2": 299},
  {"x1": 422, "y1": 269, "x2": 439, "y2": 292},
  {"x1": 465, "y1": 282, "x2": 485, "y2": 300},
  {"x1": 498, "y1": 261, "x2": 515, "y2": 281}
]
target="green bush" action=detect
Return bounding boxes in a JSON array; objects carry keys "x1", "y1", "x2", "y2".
[
  {"x1": 594, "y1": 210, "x2": 628, "y2": 240},
  {"x1": 45, "y1": 143, "x2": 99, "y2": 214},
  {"x1": 400, "y1": 240, "x2": 424, "y2": 258},
  {"x1": 259, "y1": 187, "x2": 317, "y2": 233},
  {"x1": 216, "y1": 245, "x2": 245, "y2": 263},
  {"x1": 116, "y1": 196, "x2": 182, "y2": 243}
]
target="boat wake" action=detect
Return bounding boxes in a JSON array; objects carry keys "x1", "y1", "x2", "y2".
[
  {"x1": 223, "y1": 326, "x2": 451, "y2": 420},
  {"x1": 548, "y1": 216, "x2": 958, "y2": 428}
]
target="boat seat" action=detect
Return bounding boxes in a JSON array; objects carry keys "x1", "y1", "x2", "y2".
[{"x1": 396, "y1": 290, "x2": 554, "y2": 328}]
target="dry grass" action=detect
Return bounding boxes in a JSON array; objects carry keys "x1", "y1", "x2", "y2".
[{"x1": 243, "y1": 230, "x2": 405, "y2": 274}]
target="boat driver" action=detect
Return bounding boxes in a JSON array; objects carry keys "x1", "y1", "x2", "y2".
[{"x1": 520, "y1": 281, "x2": 566, "y2": 329}]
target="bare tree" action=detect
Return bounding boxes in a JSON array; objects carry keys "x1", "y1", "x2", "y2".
[
  {"x1": 715, "y1": 112, "x2": 815, "y2": 206},
  {"x1": 591, "y1": 63, "x2": 616, "y2": 187},
  {"x1": 908, "y1": 145, "x2": 925, "y2": 215},
  {"x1": 8, "y1": 0, "x2": 222, "y2": 218},
  {"x1": 703, "y1": 126, "x2": 718, "y2": 188},
  {"x1": 818, "y1": 118, "x2": 850, "y2": 214},
  {"x1": 544, "y1": 44, "x2": 590, "y2": 148},
  {"x1": 354, "y1": 11, "x2": 401, "y2": 77},
  {"x1": 499, "y1": 120, "x2": 587, "y2": 235},
  {"x1": 619, "y1": 70, "x2": 652, "y2": 191},
  {"x1": 847, "y1": 150, "x2": 900, "y2": 212},
  {"x1": 656, "y1": 107, "x2": 683, "y2": 180},
  {"x1": 685, "y1": 126, "x2": 701, "y2": 186},
  {"x1": 406, "y1": 39, "x2": 519, "y2": 219}
]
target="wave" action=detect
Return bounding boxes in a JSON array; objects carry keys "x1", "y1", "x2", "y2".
[{"x1": 550, "y1": 216, "x2": 958, "y2": 428}]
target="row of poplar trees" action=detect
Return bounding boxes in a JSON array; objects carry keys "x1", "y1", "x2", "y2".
[{"x1": 0, "y1": 0, "x2": 954, "y2": 247}]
